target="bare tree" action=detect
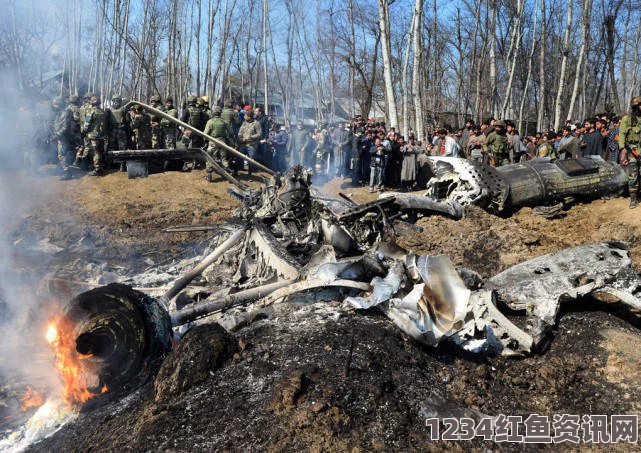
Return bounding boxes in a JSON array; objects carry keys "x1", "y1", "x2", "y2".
[
  {"x1": 377, "y1": 0, "x2": 399, "y2": 128},
  {"x1": 553, "y1": 0, "x2": 572, "y2": 130}
]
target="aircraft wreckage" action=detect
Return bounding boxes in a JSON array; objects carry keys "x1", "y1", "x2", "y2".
[
  {"x1": 49, "y1": 102, "x2": 640, "y2": 398},
  {"x1": 423, "y1": 156, "x2": 628, "y2": 213},
  {"x1": 53, "y1": 160, "x2": 641, "y2": 398}
]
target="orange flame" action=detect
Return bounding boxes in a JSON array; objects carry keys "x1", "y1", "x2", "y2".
[
  {"x1": 20, "y1": 386, "x2": 44, "y2": 411},
  {"x1": 46, "y1": 315, "x2": 107, "y2": 406}
]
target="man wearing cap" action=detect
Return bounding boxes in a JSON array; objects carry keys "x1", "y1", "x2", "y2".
[
  {"x1": 221, "y1": 100, "x2": 240, "y2": 143},
  {"x1": 237, "y1": 109, "x2": 262, "y2": 180},
  {"x1": 160, "y1": 97, "x2": 178, "y2": 149},
  {"x1": 50, "y1": 97, "x2": 74, "y2": 179},
  {"x1": 106, "y1": 94, "x2": 130, "y2": 151},
  {"x1": 289, "y1": 120, "x2": 308, "y2": 167},
  {"x1": 80, "y1": 95, "x2": 108, "y2": 175},
  {"x1": 536, "y1": 130, "x2": 557, "y2": 161},
  {"x1": 203, "y1": 106, "x2": 233, "y2": 177},
  {"x1": 619, "y1": 96, "x2": 641, "y2": 208},
  {"x1": 270, "y1": 123, "x2": 289, "y2": 173},
  {"x1": 149, "y1": 94, "x2": 165, "y2": 149},
  {"x1": 484, "y1": 120, "x2": 509, "y2": 166},
  {"x1": 130, "y1": 104, "x2": 153, "y2": 150}
]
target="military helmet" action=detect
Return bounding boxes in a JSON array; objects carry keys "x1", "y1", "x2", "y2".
[
  {"x1": 166, "y1": 97, "x2": 173, "y2": 103},
  {"x1": 150, "y1": 94, "x2": 161, "y2": 103},
  {"x1": 494, "y1": 119, "x2": 505, "y2": 127},
  {"x1": 631, "y1": 96, "x2": 641, "y2": 108},
  {"x1": 200, "y1": 95, "x2": 209, "y2": 105},
  {"x1": 90, "y1": 95, "x2": 100, "y2": 105},
  {"x1": 68, "y1": 94, "x2": 80, "y2": 104},
  {"x1": 212, "y1": 106, "x2": 222, "y2": 115},
  {"x1": 187, "y1": 94, "x2": 197, "y2": 103},
  {"x1": 224, "y1": 100, "x2": 233, "y2": 108},
  {"x1": 111, "y1": 94, "x2": 122, "y2": 101},
  {"x1": 83, "y1": 91, "x2": 93, "y2": 100}
]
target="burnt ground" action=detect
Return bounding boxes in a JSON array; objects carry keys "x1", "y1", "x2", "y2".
[{"x1": 3, "y1": 165, "x2": 641, "y2": 451}]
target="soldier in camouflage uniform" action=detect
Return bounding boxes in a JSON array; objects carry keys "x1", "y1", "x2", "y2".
[
  {"x1": 203, "y1": 106, "x2": 233, "y2": 181},
  {"x1": 78, "y1": 92, "x2": 93, "y2": 160},
  {"x1": 149, "y1": 94, "x2": 165, "y2": 149},
  {"x1": 180, "y1": 95, "x2": 205, "y2": 149},
  {"x1": 81, "y1": 96, "x2": 108, "y2": 175},
  {"x1": 130, "y1": 104, "x2": 153, "y2": 150},
  {"x1": 106, "y1": 94, "x2": 130, "y2": 151},
  {"x1": 199, "y1": 96, "x2": 212, "y2": 123},
  {"x1": 619, "y1": 96, "x2": 641, "y2": 208},
  {"x1": 484, "y1": 120, "x2": 509, "y2": 166},
  {"x1": 160, "y1": 97, "x2": 178, "y2": 149},
  {"x1": 221, "y1": 99, "x2": 240, "y2": 143},
  {"x1": 536, "y1": 131, "x2": 557, "y2": 161}
]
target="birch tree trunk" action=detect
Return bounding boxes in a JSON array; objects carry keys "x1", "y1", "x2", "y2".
[
  {"x1": 537, "y1": 0, "x2": 546, "y2": 130},
  {"x1": 553, "y1": 0, "x2": 572, "y2": 130},
  {"x1": 377, "y1": 0, "x2": 399, "y2": 129},
  {"x1": 488, "y1": 0, "x2": 498, "y2": 119},
  {"x1": 518, "y1": 0, "x2": 539, "y2": 135},
  {"x1": 412, "y1": 0, "x2": 424, "y2": 140},
  {"x1": 567, "y1": 0, "x2": 593, "y2": 122},
  {"x1": 401, "y1": 14, "x2": 414, "y2": 139},
  {"x1": 501, "y1": 0, "x2": 524, "y2": 120},
  {"x1": 263, "y1": 0, "x2": 269, "y2": 115}
]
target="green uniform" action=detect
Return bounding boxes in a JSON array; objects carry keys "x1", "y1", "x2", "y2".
[
  {"x1": 106, "y1": 106, "x2": 130, "y2": 150},
  {"x1": 161, "y1": 107, "x2": 178, "y2": 149},
  {"x1": 618, "y1": 113, "x2": 641, "y2": 201},
  {"x1": 150, "y1": 104, "x2": 165, "y2": 149},
  {"x1": 536, "y1": 140, "x2": 557, "y2": 161},
  {"x1": 485, "y1": 130, "x2": 509, "y2": 166},
  {"x1": 203, "y1": 116, "x2": 232, "y2": 169},
  {"x1": 132, "y1": 111, "x2": 152, "y2": 149},
  {"x1": 81, "y1": 105, "x2": 107, "y2": 171}
]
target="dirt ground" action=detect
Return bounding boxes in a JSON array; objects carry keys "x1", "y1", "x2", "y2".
[{"x1": 5, "y1": 165, "x2": 641, "y2": 451}]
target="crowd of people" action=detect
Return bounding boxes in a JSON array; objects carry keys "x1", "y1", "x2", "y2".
[{"x1": 16, "y1": 92, "x2": 641, "y2": 207}]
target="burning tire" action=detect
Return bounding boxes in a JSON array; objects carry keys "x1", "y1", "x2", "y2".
[{"x1": 52, "y1": 284, "x2": 172, "y2": 402}]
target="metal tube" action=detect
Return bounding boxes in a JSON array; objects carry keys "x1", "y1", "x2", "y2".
[
  {"x1": 163, "y1": 228, "x2": 247, "y2": 302},
  {"x1": 170, "y1": 279, "x2": 296, "y2": 326}
]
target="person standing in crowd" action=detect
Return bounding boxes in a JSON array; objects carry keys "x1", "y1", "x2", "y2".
[
  {"x1": 180, "y1": 94, "x2": 205, "y2": 149},
  {"x1": 149, "y1": 94, "x2": 165, "y2": 149},
  {"x1": 81, "y1": 95, "x2": 107, "y2": 176},
  {"x1": 465, "y1": 124, "x2": 486, "y2": 163},
  {"x1": 254, "y1": 106, "x2": 269, "y2": 166},
  {"x1": 369, "y1": 137, "x2": 386, "y2": 193},
  {"x1": 580, "y1": 117, "x2": 604, "y2": 157},
  {"x1": 557, "y1": 126, "x2": 577, "y2": 160},
  {"x1": 349, "y1": 128, "x2": 363, "y2": 185},
  {"x1": 289, "y1": 120, "x2": 308, "y2": 167},
  {"x1": 484, "y1": 120, "x2": 508, "y2": 166},
  {"x1": 221, "y1": 100, "x2": 240, "y2": 142},
  {"x1": 160, "y1": 97, "x2": 178, "y2": 149},
  {"x1": 270, "y1": 123, "x2": 289, "y2": 173},
  {"x1": 619, "y1": 96, "x2": 641, "y2": 208},
  {"x1": 130, "y1": 104, "x2": 152, "y2": 150},
  {"x1": 50, "y1": 97, "x2": 74, "y2": 179},
  {"x1": 506, "y1": 121, "x2": 520, "y2": 164},
  {"x1": 536, "y1": 130, "x2": 557, "y2": 161},
  {"x1": 106, "y1": 94, "x2": 130, "y2": 152},
  {"x1": 203, "y1": 105, "x2": 233, "y2": 180},
  {"x1": 401, "y1": 135, "x2": 421, "y2": 191},
  {"x1": 608, "y1": 115, "x2": 620, "y2": 163},
  {"x1": 237, "y1": 109, "x2": 262, "y2": 180}
]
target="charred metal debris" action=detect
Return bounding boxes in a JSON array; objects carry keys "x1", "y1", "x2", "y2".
[{"x1": 61, "y1": 164, "x2": 641, "y2": 394}]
